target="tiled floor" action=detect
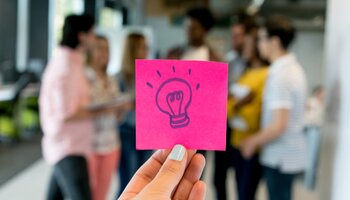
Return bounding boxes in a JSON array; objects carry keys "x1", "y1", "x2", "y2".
[{"x1": 0, "y1": 152, "x2": 318, "y2": 200}]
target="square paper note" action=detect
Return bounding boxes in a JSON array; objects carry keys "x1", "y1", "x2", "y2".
[{"x1": 136, "y1": 59, "x2": 228, "y2": 150}]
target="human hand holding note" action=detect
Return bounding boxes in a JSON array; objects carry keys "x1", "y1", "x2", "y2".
[{"x1": 118, "y1": 144, "x2": 206, "y2": 200}]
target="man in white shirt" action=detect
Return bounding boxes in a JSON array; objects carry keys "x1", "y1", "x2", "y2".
[{"x1": 241, "y1": 16, "x2": 308, "y2": 200}]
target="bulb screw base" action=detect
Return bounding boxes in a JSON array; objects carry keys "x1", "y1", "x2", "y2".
[{"x1": 170, "y1": 113, "x2": 190, "y2": 128}]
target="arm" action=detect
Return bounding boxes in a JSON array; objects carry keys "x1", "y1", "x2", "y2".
[
  {"x1": 65, "y1": 108, "x2": 93, "y2": 122},
  {"x1": 241, "y1": 108, "x2": 289, "y2": 159},
  {"x1": 66, "y1": 72, "x2": 133, "y2": 122},
  {"x1": 254, "y1": 108, "x2": 289, "y2": 144},
  {"x1": 65, "y1": 100, "x2": 133, "y2": 122},
  {"x1": 234, "y1": 92, "x2": 254, "y2": 110},
  {"x1": 241, "y1": 70, "x2": 293, "y2": 158}
]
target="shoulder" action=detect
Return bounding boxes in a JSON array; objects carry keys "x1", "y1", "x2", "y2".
[
  {"x1": 166, "y1": 45, "x2": 186, "y2": 59},
  {"x1": 244, "y1": 67, "x2": 269, "y2": 79},
  {"x1": 254, "y1": 67, "x2": 269, "y2": 84},
  {"x1": 240, "y1": 67, "x2": 268, "y2": 86},
  {"x1": 270, "y1": 65, "x2": 293, "y2": 82},
  {"x1": 207, "y1": 45, "x2": 222, "y2": 61},
  {"x1": 252, "y1": 67, "x2": 269, "y2": 76},
  {"x1": 49, "y1": 47, "x2": 78, "y2": 75}
]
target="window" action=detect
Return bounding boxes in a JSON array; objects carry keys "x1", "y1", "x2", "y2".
[{"x1": 48, "y1": 0, "x2": 84, "y2": 58}]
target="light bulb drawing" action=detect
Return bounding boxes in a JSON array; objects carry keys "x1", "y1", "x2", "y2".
[{"x1": 146, "y1": 66, "x2": 200, "y2": 129}]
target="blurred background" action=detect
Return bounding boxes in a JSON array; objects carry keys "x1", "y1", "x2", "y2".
[{"x1": 0, "y1": 0, "x2": 348, "y2": 199}]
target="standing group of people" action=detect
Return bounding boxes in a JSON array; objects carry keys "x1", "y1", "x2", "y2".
[
  {"x1": 166, "y1": 7, "x2": 311, "y2": 200},
  {"x1": 40, "y1": 14, "x2": 152, "y2": 200},
  {"x1": 39, "y1": 6, "x2": 320, "y2": 200},
  {"x1": 213, "y1": 11, "x2": 311, "y2": 200}
]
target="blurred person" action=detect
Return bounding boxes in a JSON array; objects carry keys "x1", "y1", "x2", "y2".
[
  {"x1": 225, "y1": 14, "x2": 253, "y2": 85},
  {"x1": 303, "y1": 85, "x2": 324, "y2": 190},
  {"x1": 118, "y1": 144, "x2": 206, "y2": 200},
  {"x1": 86, "y1": 35, "x2": 123, "y2": 200},
  {"x1": 227, "y1": 25, "x2": 269, "y2": 200},
  {"x1": 117, "y1": 33, "x2": 153, "y2": 196},
  {"x1": 40, "y1": 14, "x2": 95, "y2": 200},
  {"x1": 166, "y1": 7, "x2": 219, "y2": 61},
  {"x1": 167, "y1": 7, "x2": 219, "y2": 161},
  {"x1": 226, "y1": 22, "x2": 246, "y2": 84},
  {"x1": 304, "y1": 86, "x2": 324, "y2": 127},
  {"x1": 41, "y1": 15, "x2": 127, "y2": 200},
  {"x1": 241, "y1": 16, "x2": 308, "y2": 200},
  {"x1": 214, "y1": 14, "x2": 256, "y2": 200}
]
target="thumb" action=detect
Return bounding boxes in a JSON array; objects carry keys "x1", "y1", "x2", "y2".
[{"x1": 145, "y1": 144, "x2": 188, "y2": 196}]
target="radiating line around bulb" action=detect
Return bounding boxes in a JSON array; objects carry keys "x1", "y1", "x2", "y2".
[
  {"x1": 196, "y1": 83, "x2": 200, "y2": 90},
  {"x1": 157, "y1": 70, "x2": 162, "y2": 77},
  {"x1": 146, "y1": 82, "x2": 153, "y2": 88}
]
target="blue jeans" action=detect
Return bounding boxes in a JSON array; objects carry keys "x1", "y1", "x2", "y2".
[
  {"x1": 231, "y1": 147, "x2": 262, "y2": 200},
  {"x1": 304, "y1": 127, "x2": 321, "y2": 189},
  {"x1": 117, "y1": 123, "x2": 152, "y2": 196},
  {"x1": 263, "y1": 166, "x2": 296, "y2": 200}
]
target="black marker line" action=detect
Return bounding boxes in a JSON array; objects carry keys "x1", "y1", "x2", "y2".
[
  {"x1": 157, "y1": 70, "x2": 162, "y2": 77},
  {"x1": 146, "y1": 82, "x2": 153, "y2": 88},
  {"x1": 196, "y1": 83, "x2": 200, "y2": 90}
]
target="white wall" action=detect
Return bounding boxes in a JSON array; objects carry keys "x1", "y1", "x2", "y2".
[
  {"x1": 318, "y1": 0, "x2": 350, "y2": 199},
  {"x1": 291, "y1": 31, "x2": 325, "y2": 92}
]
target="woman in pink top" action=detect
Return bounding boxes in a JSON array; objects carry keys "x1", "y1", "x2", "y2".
[{"x1": 40, "y1": 14, "x2": 96, "y2": 200}]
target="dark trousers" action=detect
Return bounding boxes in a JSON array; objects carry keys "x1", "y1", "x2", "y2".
[
  {"x1": 46, "y1": 155, "x2": 91, "y2": 200},
  {"x1": 213, "y1": 148, "x2": 232, "y2": 200},
  {"x1": 214, "y1": 123, "x2": 232, "y2": 200},
  {"x1": 232, "y1": 147, "x2": 262, "y2": 200},
  {"x1": 263, "y1": 166, "x2": 296, "y2": 200},
  {"x1": 117, "y1": 124, "x2": 152, "y2": 196}
]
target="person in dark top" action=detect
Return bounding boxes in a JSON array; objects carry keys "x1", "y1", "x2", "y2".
[{"x1": 166, "y1": 7, "x2": 219, "y2": 61}]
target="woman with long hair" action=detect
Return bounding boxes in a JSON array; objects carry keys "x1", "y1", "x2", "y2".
[
  {"x1": 117, "y1": 33, "x2": 153, "y2": 195},
  {"x1": 86, "y1": 35, "x2": 123, "y2": 200},
  {"x1": 227, "y1": 25, "x2": 269, "y2": 200}
]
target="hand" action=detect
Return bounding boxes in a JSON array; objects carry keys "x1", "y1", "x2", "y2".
[
  {"x1": 241, "y1": 136, "x2": 260, "y2": 159},
  {"x1": 118, "y1": 145, "x2": 206, "y2": 200}
]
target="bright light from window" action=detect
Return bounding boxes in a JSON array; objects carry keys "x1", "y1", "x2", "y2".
[{"x1": 48, "y1": 0, "x2": 84, "y2": 58}]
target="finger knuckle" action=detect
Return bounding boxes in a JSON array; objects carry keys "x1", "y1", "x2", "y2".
[{"x1": 162, "y1": 163, "x2": 180, "y2": 176}]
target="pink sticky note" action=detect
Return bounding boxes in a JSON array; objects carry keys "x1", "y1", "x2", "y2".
[{"x1": 136, "y1": 59, "x2": 228, "y2": 150}]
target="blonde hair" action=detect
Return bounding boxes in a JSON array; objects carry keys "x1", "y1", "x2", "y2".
[{"x1": 121, "y1": 33, "x2": 145, "y2": 85}]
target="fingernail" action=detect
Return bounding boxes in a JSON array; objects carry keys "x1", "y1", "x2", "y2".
[{"x1": 168, "y1": 144, "x2": 186, "y2": 161}]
